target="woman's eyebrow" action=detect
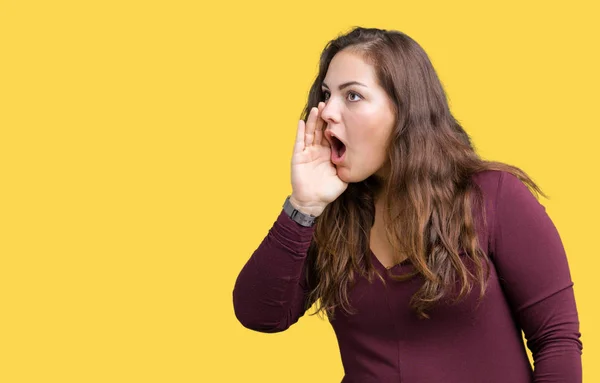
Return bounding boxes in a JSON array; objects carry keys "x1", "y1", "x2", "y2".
[{"x1": 322, "y1": 81, "x2": 368, "y2": 90}]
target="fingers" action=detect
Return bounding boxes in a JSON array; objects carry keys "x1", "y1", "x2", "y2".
[
  {"x1": 314, "y1": 102, "x2": 326, "y2": 146},
  {"x1": 296, "y1": 104, "x2": 326, "y2": 155},
  {"x1": 294, "y1": 119, "x2": 305, "y2": 154},
  {"x1": 304, "y1": 106, "x2": 317, "y2": 147}
]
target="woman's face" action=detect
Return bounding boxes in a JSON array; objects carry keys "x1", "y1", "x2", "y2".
[{"x1": 321, "y1": 50, "x2": 396, "y2": 183}]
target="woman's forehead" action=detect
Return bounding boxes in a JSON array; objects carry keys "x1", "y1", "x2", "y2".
[{"x1": 323, "y1": 51, "x2": 377, "y2": 88}]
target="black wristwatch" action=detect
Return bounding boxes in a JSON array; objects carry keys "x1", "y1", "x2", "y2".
[{"x1": 283, "y1": 195, "x2": 317, "y2": 227}]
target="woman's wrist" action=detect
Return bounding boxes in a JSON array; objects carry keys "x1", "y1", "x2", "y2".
[{"x1": 288, "y1": 195, "x2": 326, "y2": 217}]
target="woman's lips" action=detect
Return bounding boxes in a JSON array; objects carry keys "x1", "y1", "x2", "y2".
[
  {"x1": 331, "y1": 138, "x2": 346, "y2": 164},
  {"x1": 325, "y1": 131, "x2": 347, "y2": 164}
]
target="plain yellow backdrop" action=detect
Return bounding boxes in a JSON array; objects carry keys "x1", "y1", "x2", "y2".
[{"x1": 1, "y1": 0, "x2": 598, "y2": 382}]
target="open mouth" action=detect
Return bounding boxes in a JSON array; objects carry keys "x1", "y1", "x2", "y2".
[{"x1": 331, "y1": 136, "x2": 346, "y2": 157}]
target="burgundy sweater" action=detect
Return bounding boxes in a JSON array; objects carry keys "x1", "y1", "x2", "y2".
[{"x1": 233, "y1": 170, "x2": 582, "y2": 382}]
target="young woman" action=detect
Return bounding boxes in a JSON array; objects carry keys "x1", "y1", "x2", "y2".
[{"x1": 233, "y1": 27, "x2": 583, "y2": 382}]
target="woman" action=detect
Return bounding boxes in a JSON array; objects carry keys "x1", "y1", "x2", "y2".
[{"x1": 232, "y1": 27, "x2": 582, "y2": 382}]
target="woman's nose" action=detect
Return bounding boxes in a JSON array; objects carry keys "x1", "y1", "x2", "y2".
[{"x1": 320, "y1": 100, "x2": 339, "y2": 124}]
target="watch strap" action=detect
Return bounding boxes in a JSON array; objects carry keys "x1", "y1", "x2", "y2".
[{"x1": 283, "y1": 195, "x2": 317, "y2": 227}]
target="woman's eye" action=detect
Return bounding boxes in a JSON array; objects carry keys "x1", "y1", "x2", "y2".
[
  {"x1": 347, "y1": 92, "x2": 361, "y2": 101},
  {"x1": 321, "y1": 90, "x2": 362, "y2": 102}
]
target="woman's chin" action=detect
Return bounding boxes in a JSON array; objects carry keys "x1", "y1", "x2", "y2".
[
  {"x1": 336, "y1": 166, "x2": 370, "y2": 184},
  {"x1": 335, "y1": 166, "x2": 351, "y2": 182}
]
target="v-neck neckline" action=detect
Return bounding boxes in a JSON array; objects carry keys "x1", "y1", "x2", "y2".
[{"x1": 369, "y1": 248, "x2": 411, "y2": 270}]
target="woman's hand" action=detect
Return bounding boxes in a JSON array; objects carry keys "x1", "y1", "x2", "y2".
[{"x1": 290, "y1": 102, "x2": 348, "y2": 216}]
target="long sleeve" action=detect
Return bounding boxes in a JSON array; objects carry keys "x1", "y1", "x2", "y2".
[
  {"x1": 232, "y1": 208, "x2": 318, "y2": 333},
  {"x1": 491, "y1": 172, "x2": 583, "y2": 382}
]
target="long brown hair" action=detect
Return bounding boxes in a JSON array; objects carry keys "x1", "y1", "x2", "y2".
[{"x1": 300, "y1": 27, "x2": 547, "y2": 320}]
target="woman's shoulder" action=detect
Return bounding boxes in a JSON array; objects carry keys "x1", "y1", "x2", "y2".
[
  {"x1": 470, "y1": 169, "x2": 527, "y2": 214},
  {"x1": 471, "y1": 169, "x2": 504, "y2": 194},
  {"x1": 471, "y1": 169, "x2": 543, "y2": 223},
  {"x1": 471, "y1": 169, "x2": 532, "y2": 199}
]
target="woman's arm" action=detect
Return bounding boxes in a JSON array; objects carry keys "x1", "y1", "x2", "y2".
[
  {"x1": 491, "y1": 171, "x2": 583, "y2": 382},
  {"x1": 232, "y1": 208, "x2": 318, "y2": 333}
]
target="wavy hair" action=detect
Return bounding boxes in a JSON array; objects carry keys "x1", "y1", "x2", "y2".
[{"x1": 300, "y1": 27, "x2": 546, "y2": 320}]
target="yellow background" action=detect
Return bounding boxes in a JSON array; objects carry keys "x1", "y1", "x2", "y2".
[{"x1": 1, "y1": 0, "x2": 598, "y2": 381}]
